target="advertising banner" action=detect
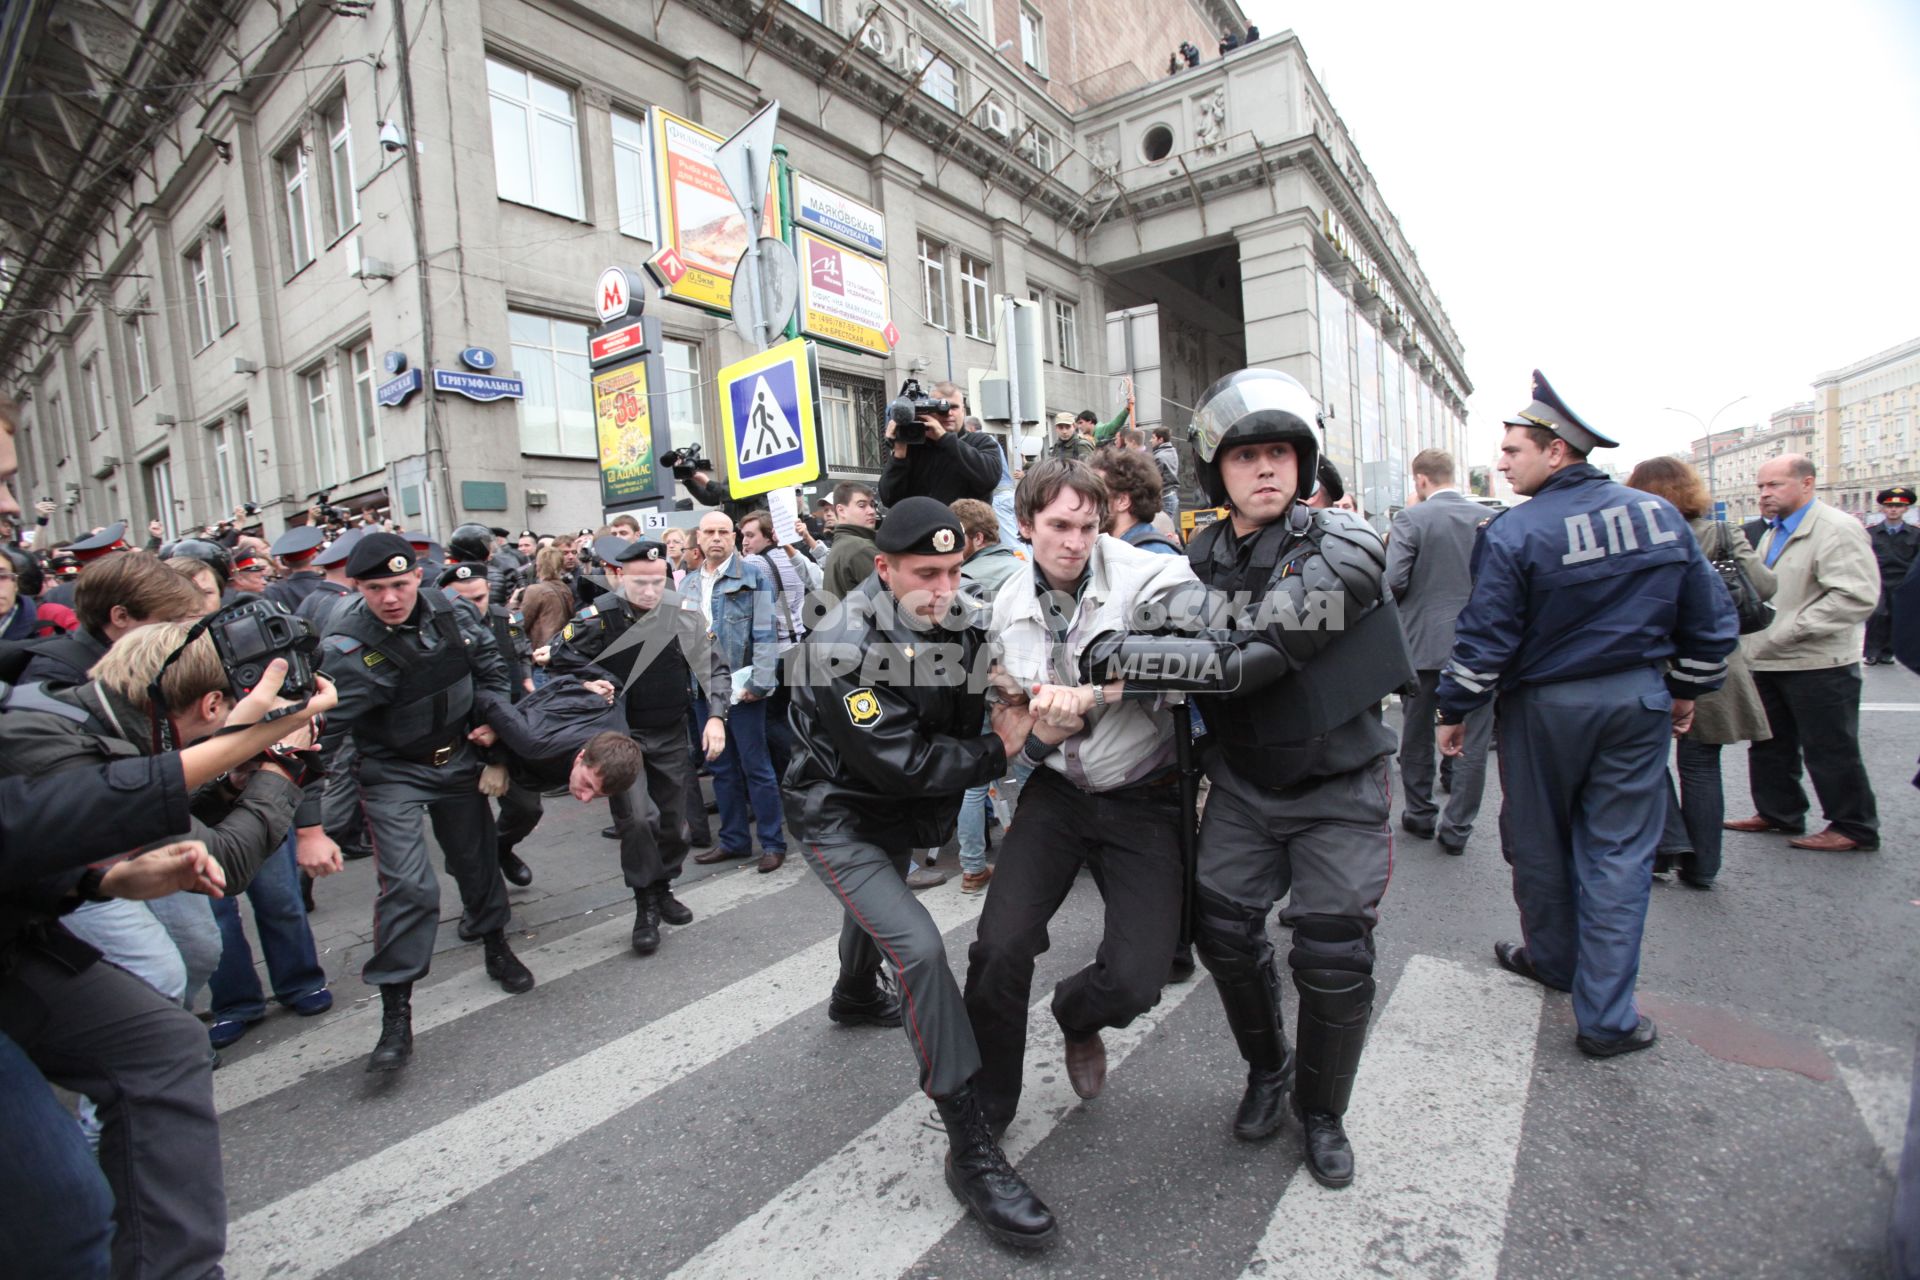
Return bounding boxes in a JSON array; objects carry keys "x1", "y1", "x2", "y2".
[
  {"x1": 797, "y1": 230, "x2": 893, "y2": 356},
  {"x1": 593, "y1": 361, "x2": 660, "y2": 507},
  {"x1": 649, "y1": 110, "x2": 778, "y2": 315}
]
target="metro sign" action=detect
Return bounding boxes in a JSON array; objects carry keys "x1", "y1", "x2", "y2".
[
  {"x1": 590, "y1": 321, "x2": 647, "y2": 366},
  {"x1": 595, "y1": 266, "x2": 644, "y2": 324}
]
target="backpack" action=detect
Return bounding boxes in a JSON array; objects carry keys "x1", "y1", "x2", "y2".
[{"x1": 1708, "y1": 521, "x2": 1775, "y2": 635}]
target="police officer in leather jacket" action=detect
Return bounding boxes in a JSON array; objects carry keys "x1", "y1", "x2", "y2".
[{"x1": 318, "y1": 532, "x2": 533, "y2": 1073}]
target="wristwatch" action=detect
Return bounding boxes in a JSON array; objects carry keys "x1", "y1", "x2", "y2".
[
  {"x1": 73, "y1": 866, "x2": 112, "y2": 903},
  {"x1": 1091, "y1": 683, "x2": 1108, "y2": 709}
]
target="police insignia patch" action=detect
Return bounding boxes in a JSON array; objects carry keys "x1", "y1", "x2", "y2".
[
  {"x1": 931, "y1": 528, "x2": 956, "y2": 553},
  {"x1": 363, "y1": 651, "x2": 386, "y2": 667},
  {"x1": 561, "y1": 623, "x2": 575, "y2": 640},
  {"x1": 387, "y1": 555, "x2": 409, "y2": 573},
  {"x1": 844, "y1": 688, "x2": 882, "y2": 727}
]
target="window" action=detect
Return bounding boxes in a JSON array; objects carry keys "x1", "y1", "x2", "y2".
[
  {"x1": 186, "y1": 242, "x2": 214, "y2": 349},
  {"x1": 917, "y1": 49, "x2": 959, "y2": 112},
  {"x1": 47, "y1": 394, "x2": 69, "y2": 464},
  {"x1": 323, "y1": 95, "x2": 359, "y2": 240},
  {"x1": 83, "y1": 357, "x2": 107, "y2": 438},
  {"x1": 278, "y1": 141, "x2": 314, "y2": 271},
  {"x1": 211, "y1": 418, "x2": 236, "y2": 513},
  {"x1": 1052, "y1": 298, "x2": 1079, "y2": 369},
  {"x1": 1028, "y1": 288, "x2": 1050, "y2": 362},
  {"x1": 663, "y1": 338, "x2": 705, "y2": 453},
  {"x1": 819, "y1": 374, "x2": 889, "y2": 472},
  {"x1": 349, "y1": 343, "x2": 381, "y2": 471},
  {"x1": 303, "y1": 363, "x2": 344, "y2": 487},
  {"x1": 210, "y1": 220, "x2": 235, "y2": 332},
  {"x1": 959, "y1": 253, "x2": 991, "y2": 342},
  {"x1": 610, "y1": 110, "x2": 656, "y2": 243},
  {"x1": 949, "y1": 0, "x2": 980, "y2": 24},
  {"x1": 510, "y1": 310, "x2": 593, "y2": 456},
  {"x1": 487, "y1": 58, "x2": 583, "y2": 219},
  {"x1": 918, "y1": 235, "x2": 949, "y2": 331},
  {"x1": 1019, "y1": 4, "x2": 1046, "y2": 73},
  {"x1": 235, "y1": 408, "x2": 258, "y2": 503},
  {"x1": 126, "y1": 307, "x2": 155, "y2": 399},
  {"x1": 784, "y1": 0, "x2": 823, "y2": 17},
  {"x1": 1029, "y1": 125, "x2": 1055, "y2": 170},
  {"x1": 145, "y1": 454, "x2": 178, "y2": 540}
]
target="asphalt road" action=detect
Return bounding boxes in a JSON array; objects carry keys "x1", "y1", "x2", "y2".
[{"x1": 209, "y1": 667, "x2": 1920, "y2": 1279}]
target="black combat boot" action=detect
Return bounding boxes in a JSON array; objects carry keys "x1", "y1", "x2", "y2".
[
  {"x1": 655, "y1": 885, "x2": 693, "y2": 927},
  {"x1": 934, "y1": 1085, "x2": 1058, "y2": 1250},
  {"x1": 631, "y1": 890, "x2": 661, "y2": 956},
  {"x1": 367, "y1": 983, "x2": 413, "y2": 1072},
  {"x1": 827, "y1": 971, "x2": 903, "y2": 1027},
  {"x1": 1208, "y1": 957, "x2": 1295, "y2": 1140},
  {"x1": 498, "y1": 846, "x2": 533, "y2": 887},
  {"x1": 483, "y1": 930, "x2": 535, "y2": 994},
  {"x1": 1292, "y1": 968, "x2": 1375, "y2": 1188}
]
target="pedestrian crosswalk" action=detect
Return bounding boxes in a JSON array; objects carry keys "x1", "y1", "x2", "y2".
[{"x1": 214, "y1": 868, "x2": 1912, "y2": 1280}]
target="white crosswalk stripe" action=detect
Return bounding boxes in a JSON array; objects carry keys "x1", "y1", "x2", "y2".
[
  {"x1": 1823, "y1": 1031, "x2": 1915, "y2": 1179},
  {"x1": 214, "y1": 861, "x2": 803, "y2": 1112},
  {"x1": 221, "y1": 883, "x2": 986, "y2": 1280},
  {"x1": 670, "y1": 970, "x2": 1213, "y2": 1280}
]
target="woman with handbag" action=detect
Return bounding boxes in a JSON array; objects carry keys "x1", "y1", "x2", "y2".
[{"x1": 1627, "y1": 458, "x2": 1776, "y2": 888}]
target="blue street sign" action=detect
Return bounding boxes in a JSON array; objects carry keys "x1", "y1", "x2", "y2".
[
  {"x1": 1714, "y1": 500, "x2": 1728, "y2": 520},
  {"x1": 376, "y1": 367, "x2": 423, "y2": 407},
  {"x1": 432, "y1": 368, "x2": 525, "y2": 402},
  {"x1": 717, "y1": 338, "x2": 820, "y2": 498},
  {"x1": 383, "y1": 350, "x2": 409, "y2": 375},
  {"x1": 459, "y1": 346, "x2": 498, "y2": 371}
]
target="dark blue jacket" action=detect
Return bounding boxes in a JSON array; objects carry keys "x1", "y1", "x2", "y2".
[{"x1": 1437, "y1": 464, "x2": 1738, "y2": 719}]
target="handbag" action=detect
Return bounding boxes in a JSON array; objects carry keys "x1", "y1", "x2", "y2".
[{"x1": 1709, "y1": 521, "x2": 1775, "y2": 635}]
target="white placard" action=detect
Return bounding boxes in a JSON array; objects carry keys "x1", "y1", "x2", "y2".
[{"x1": 767, "y1": 487, "x2": 802, "y2": 548}]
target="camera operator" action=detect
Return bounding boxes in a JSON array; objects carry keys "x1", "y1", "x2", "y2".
[
  {"x1": 665, "y1": 446, "x2": 766, "y2": 522},
  {"x1": 878, "y1": 380, "x2": 1000, "y2": 508}
]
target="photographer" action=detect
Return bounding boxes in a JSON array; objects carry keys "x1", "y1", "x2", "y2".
[
  {"x1": 665, "y1": 446, "x2": 767, "y2": 522},
  {"x1": 878, "y1": 380, "x2": 1000, "y2": 507}
]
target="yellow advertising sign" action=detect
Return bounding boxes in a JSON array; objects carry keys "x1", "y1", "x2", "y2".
[
  {"x1": 796, "y1": 229, "x2": 893, "y2": 356},
  {"x1": 649, "y1": 110, "x2": 779, "y2": 315},
  {"x1": 594, "y1": 361, "x2": 659, "y2": 507}
]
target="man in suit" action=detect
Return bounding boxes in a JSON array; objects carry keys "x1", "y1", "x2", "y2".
[
  {"x1": 1864, "y1": 486, "x2": 1919, "y2": 664},
  {"x1": 1741, "y1": 515, "x2": 1769, "y2": 550},
  {"x1": 1386, "y1": 449, "x2": 1491, "y2": 855}
]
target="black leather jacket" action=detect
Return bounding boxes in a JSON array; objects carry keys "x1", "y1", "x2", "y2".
[{"x1": 781, "y1": 576, "x2": 1005, "y2": 847}]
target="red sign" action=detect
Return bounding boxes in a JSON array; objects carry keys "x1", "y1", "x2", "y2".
[
  {"x1": 590, "y1": 321, "x2": 647, "y2": 365},
  {"x1": 649, "y1": 248, "x2": 688, "y2": 287},
  {"x1": 882, "y1": 321, "x2": 901, "y2": 349},
  {"x1": 808, "y1": 237, "x2": 845, "y2": 297}
]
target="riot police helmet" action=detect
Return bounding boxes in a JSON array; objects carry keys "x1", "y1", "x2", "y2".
[
  {"x1": 447, "y1": 521, "x2": 494, "y2": 563},
  {"x1": 160, "y1": 537, "x2": 233, "y2": 584},
  {"x1": 1189, "y1": 368, "x2": 1323, "y2": 507}
]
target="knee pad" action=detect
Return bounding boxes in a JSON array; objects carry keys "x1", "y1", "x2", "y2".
[
  {"x1": 1193, "y1": 888, "x2": 1267, "y2": 979},
  {"x1": 1287, "y1": 913, "x2": 1375, "y2": 976},
  {"x1": 1292, "y1": 967, "x2": 1375, "y2": 1024}
]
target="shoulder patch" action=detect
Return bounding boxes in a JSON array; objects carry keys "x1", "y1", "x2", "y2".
[
  {"x1": 843, "y1": 687, "x2": 883, "y2": 727},
  {"x1": 324, "y1": 634, "x2": 364, "y2": 654}
]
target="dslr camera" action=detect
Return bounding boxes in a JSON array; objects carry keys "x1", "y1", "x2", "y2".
[
  {"x1": 207, "y1": 598, "x2": 321, "y2": 700},
  {"x1": 886, "y1": 378, "x2": 954, "y2": 446},
  {"x1": 659, "y1": 448, "x2": 712, "y2": 483}
]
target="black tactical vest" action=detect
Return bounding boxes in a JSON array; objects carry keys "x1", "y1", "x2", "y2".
[
  {"x1": 338, "y1": 592, "x2": 477, "y2": 758},
  {"x1": 589, "y1": 596, "x2": 693, "y2": 729}
]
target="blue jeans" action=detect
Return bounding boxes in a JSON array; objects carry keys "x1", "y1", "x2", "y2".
[
  {"x1": 958, "y1": 757, "x2": 1035, "y2": 876},
  {"x1": 0, "y1": 1031, "x2": 113, "y2": 1279},
  {"x1": 992, "y1": 487, "x2": 1022, "y2": 550},
  {"x1": 1661, "y1": 739, "x2": 1725, "y2": 882},
  {"x1": 208, "y1": 830, "x2": 328, "y2": 1022},
  {"x1": 700, "y1": 692, "x2": 787, "y2": 855}
]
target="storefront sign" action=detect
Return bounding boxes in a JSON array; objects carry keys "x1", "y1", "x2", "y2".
[
  {"x1": 593, "y1": 361, "x2": 660, "y2": 506},
  {"x1": 647, "y1": 110, "x2": 779, "y2": 315},
  {"x1": 792, "y1": 174, "x2": 885, "y2": 256},
  {"x1": 797, "y1": 230, "x2": 893, "y2": 356}
]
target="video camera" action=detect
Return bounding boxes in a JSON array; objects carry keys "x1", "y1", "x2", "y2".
[
  {"x1": 308, "y1": 488, "x2": 350, "y2": 528},
  {"x1": 659, "y1": 448, "x2": 712, "y2": 483},
  {"x1": 207, "y1": 597, "x2": 321, "y2": 700},
  {"x1": 886, "y1": 378, "x2": 954, "y2": 446}
]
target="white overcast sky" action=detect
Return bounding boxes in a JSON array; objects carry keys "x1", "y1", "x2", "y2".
[{"x1": 1242, "y1": 0, "x2": 1920, "y2": 476}]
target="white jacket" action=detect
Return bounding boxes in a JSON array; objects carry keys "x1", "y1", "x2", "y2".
[
  {"x1": 1743, "y1": 500, "x2": 1878, "y2": 671},
  {"x1": 991, "y1": 533, "x2": 1198, "y2": 792}
]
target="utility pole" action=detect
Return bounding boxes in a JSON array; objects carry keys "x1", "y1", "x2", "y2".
[
  {"x1": 391, "y1": 0, "x2": 454, "y2": 529},
  {"x1": 1665, "y1": 395, "x2": 1749, "y2": 514}
]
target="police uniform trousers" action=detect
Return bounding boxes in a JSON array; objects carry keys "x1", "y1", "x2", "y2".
[
  {"x1": 359, "y1": 745, "x2": 511, "y2": 986},
  {"x1": 320, "y1": 736, "x2": 373, "y2": 857},
  {"x1": 1495, "y1": 666, "x2": 1670, "y2": 1040},
  {"x1": 963, "y1": 768, "x2": 1182, "y2": 1124},
  {"x1": 494, "y1": 780, "x2": 545, "y2": 857},
  {"x1": 1399, "y1": 669, "x2": 1495, "y2": 846},
  {"x1": 800, "y1": 832, "x2": 980, "y2": 1097},
  {"x1": 609, "y1": 719, "x2": 695, "y2": 892}
]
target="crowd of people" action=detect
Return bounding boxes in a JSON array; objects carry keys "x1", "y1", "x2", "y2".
[{"x1": 2, "y1": 360, "x2": 1915, "y2": 1275}]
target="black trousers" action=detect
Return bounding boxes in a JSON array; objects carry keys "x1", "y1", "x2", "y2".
[
  {"x1": 962, "y1": 769, "x2": 1183, "y2": 1124},
  {"x1": 495, "y1": 780, "x2": 545, "y2": 855},
  {"x1": 1865, "y1": 587, "x2": 1897, "y2": 662},
  {"x1": 1749, "y1": 665, "x2": 1880, "y2": 845},
  {"x1": 611, "y1": 718, "x2": 695, "y2": 892}
]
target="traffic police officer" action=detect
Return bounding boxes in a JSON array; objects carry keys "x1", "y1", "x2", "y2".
[
  {"x1": 1865, "y1": 485, "x2": 1918, "y2": 664},
  {"x1": 264, "y1": 524, "x2": 328, "y2": 613},
  {"x1": 1438, "y1": 370, "x2": 1738, "y2": 1058},
  {"x1": 783, "y1": 496, "x2": 1057, "y2": 1250},
  {"x1": 441, "y1": 560, "x2": 537, "y2": 893},
  {"x1": 546, "y1": 537, "x2": 728, "y2": 956},
  {"x1": 1086, "y1": 369, "x2": 1414, "y2": 1189},
  {"x1": 318, "y1": 532, "x2": 534, "y2": 1073},
  {"x1": 42, "y1": 521, "x2": 128, "y2": 608}
]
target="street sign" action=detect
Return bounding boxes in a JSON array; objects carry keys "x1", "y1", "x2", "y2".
[
  {"x1": 431, "y1": 369, "x2": 525, "y2": 402},
  {"x1": 792, "y1": 173, "x2": 885, "y2": 256},
  {"x1": 593, "y1": 361, "x2": 660, "y2": 507},
  {"x1": 459, "y1": 346, "x2": 497, "y2": 371},
  {"x1": 376, "y1": 367, "x2": 423, "y2": 407},
  {"x1": 716, "y1": 337, "x2": 821, "y2": 499},
  {"x1": 796, "y1": 229, "x2": 892, "y2": 355},
  {"x1": 647, "y1": 110, "x2": 779, "y2": 314},
  {"x1": 595, "y1": 266, "x2": 645, "y2": 323},
  {"x1": 710, "y1": 101, "x2": 780, "y2": 230},
  {"x1": 730, "y1": 236, "x2": 799, "y2": 347},
  {"x1": 590, "y1": 320, "x2": 648, "y2": 365}
]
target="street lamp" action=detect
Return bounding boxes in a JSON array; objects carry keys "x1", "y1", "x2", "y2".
[{"x1": 1664, "y1": 395, "x2": 1749, "y2": 515}]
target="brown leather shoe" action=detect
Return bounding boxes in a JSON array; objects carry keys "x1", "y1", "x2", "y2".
[
  {"x1": 1064, "y1": 1032, "x2": 1107, "y2": 1099},
  {"x1": 1788, "y1": 829, "x2": 1875, "y2": 852},
  {"x1": 1722, "y1": 815, "x2": 1804, "y2": 835},
  {"x1": 756, "y1": 851, "x2": 786, "y2": 873},
  {"x1": 693, "y1": 847, "x2": 751, "y2": 865}
]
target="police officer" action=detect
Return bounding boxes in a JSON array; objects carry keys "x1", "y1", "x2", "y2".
[
  {"x1": 300, "y1": 530, "x2": 371, "y2": 862},
  {"x1": 297, "y1": 529, "x2": 359, "y2": 630},
  {"x1": 440, "y1": 560, "x2": 537, "y2": 892},
  {"x1": 264, "y1": 524, "x2": 328, "y2": 613},
  {"x1": 784, "y1": 496, "x2": 1057, "y2": 1250},
  {"x1": 546, "y1": 538, "x2": 727, "y2": 956},
  {"x1": 1864, "y1": 486, "x2": 1918, "y2": 664},
  {"x1": 401, "y1": 529, "x2": 445, "y2": 580},
  {"x1": 318, "y1": 532, "x2": 534, "y2": 1072},
  {"x1": 42, "y1": 521, "x2": 128, "y2": 608},
  {"x1": 225, "y1": 545, "x2": 270, "y2": 601},
  {"x1": 1438, "y1": 370, "x2": 1737, "y2": 1059},
  {"x1": 1081, "y1": 369, "x2": 1416, "y2": 1188}
]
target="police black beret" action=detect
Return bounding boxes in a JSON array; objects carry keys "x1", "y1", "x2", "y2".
[
  {"x1": 70, "y1": 521, "x2": 129, "y2": 559},
  {"x1": 346, "y1": 531, "x2": 419, "y2": 580},
  {"x1": 1877, "y1": 486, "x2": 1915, "y2": 506},
  {"x1": 614, "y1": 538, "x2": 670, "y2": 564},
  {"x1": 874, "y1": 496, "x2": 965, "y2": 556},
  {"x1": 489, "y1": 526, "x2": 511, "y2": 538},
  {"x1": 1501, "y1": 369, "x2": 1618, "y2": 452},
  {"x1": 438, "y1": 562, "x2": 484, "y2": 587},
  {"x1": 270, "y1": 525, "x2": 327, "y2": 560},
  {"x1": 312, "y1": 528, "x2": 363, "y2": 567}
]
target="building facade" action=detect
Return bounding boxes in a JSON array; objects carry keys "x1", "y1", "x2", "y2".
[
  {"x1": 1, "y1": 0, "x2": 1469, "y2": 545},
  {"x1": 1687, "y1": 402, "x2": 1816, "y2": 524},
  {"x1": 1813, "y1": 336, "x2": 1920, "y2": 516}
]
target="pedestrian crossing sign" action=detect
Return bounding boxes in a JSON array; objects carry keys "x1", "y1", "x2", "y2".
[{"x1": 717, "y1": 337, "x2": 822, "y2": 499}]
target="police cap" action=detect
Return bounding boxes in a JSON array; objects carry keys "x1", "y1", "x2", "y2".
[
  {"x1": 1877, "y1": 486, "x2": 1916, "y2": 507},
  {"x1": 230, "y1": 547, "x2": 268, "y2": 574},
  {"x1": 70, "y1": 521, "x2": 129, "y2": 560},
  {"x1": 312, "y1": 527, "x2": 363, "y2": 567},
  {"x1": 591, "y1": 535, "x2": 629, "y2": 564},
  {"x1": 270, "y1": 524, "x2": 327, "y2": 561},
  {"x1": 346, "y1": 531, "x2": 419, "y2": 580},
  {"x1": 614, "y1": 538, "x2": 670, "y2": 564},
  {"x1": 1502, "y1": 369, "x2": 1617, "y2": 453},
  {"x1": 874, "y1": 496, "x2": 965, "y2": 557},
  {"x1": 438, "y1": 562, "x2": 485, "y2": 587}
]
